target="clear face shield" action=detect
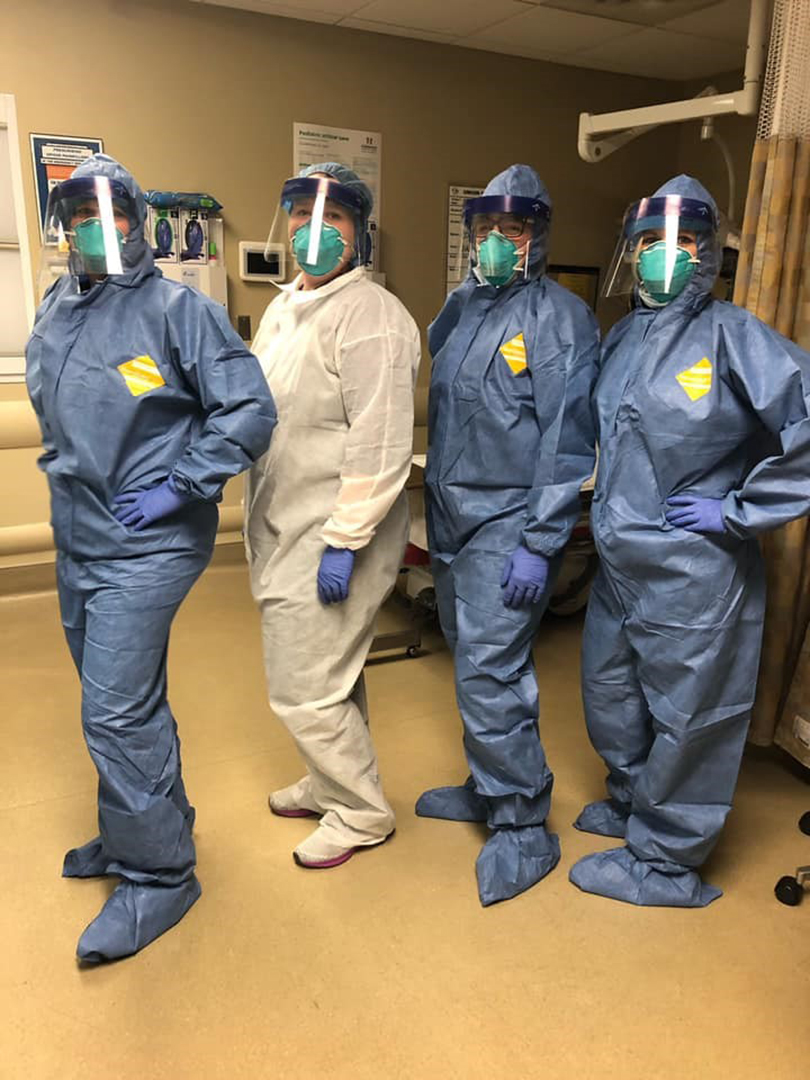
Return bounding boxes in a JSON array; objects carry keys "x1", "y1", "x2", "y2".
[
  {"x1": 603, "y1": 194, "x2": 717, "y2": 305},
  {"x1": 266, "y1": 176, "x2": 367, "y2": 280},
  {"x1": 41, "y1": 175, "x2": 138, "y2": 286},
  {"x1": 457, "y1": 194, "x2": 551, "y2": 288}
]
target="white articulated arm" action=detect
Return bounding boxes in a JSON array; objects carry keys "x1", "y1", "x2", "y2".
[{"x1": 577, "y1": 0, "x2": 771, "y2": 163}]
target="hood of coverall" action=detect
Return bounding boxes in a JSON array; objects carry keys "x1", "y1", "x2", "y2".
[
  {"x1": 298, "y1": 160, "x2": 374, "y2": 267},
  {"x1": 70, "y1": 153, "x2": 154, "y2": 278},
  {"x1": 639, "y1": 174, "x2": 720, "y2": 312},
  {"x1": 474, "y1": 163, "x2": 552, "y2": 281}
]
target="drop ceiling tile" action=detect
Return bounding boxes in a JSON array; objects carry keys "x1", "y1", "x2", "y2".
[
  {"x1": 457, "y1": 37, "x2": 569, "y2": 63},
  {"x1": 339, "y1": 17, "x2": 460, "y2": 43},
  {"x1": 531, "y1": 0, "x2": 720, "y2": 27},
  {"x1": 195, "y1": 0, "x2": 361, "y2": 18},
  {"x1": 663, "y1": 0, "x2": 752, "y2": 44},
  {"x1": 575, "y1": 25, "x2": 746, "y2": 78},
  {"x1": 342, "y1": 0, "x2": 528, "y2": 37},
  {"x1": 464, "y1": 4, "x2": 638, "y2": 53}
]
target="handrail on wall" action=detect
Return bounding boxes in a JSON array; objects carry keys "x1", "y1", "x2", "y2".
[{"x1": 0, "y1": 400, "x2": 40, "y2": 449}]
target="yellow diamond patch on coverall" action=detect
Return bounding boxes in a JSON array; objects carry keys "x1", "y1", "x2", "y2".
[
  {"x1": 118, "y1": 355, "x2": 166, "y2": 397},
  {"x1": 500, "y1": 332, "x2": 528, "y2": 374},
  {"x1": 676, "y1": 357, "x2": 713, "y2": 402}
]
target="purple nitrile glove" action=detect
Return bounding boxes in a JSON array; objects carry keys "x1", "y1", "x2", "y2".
[
  {"x1": 665, "y1": 495, "x2": 727, "y2": 534},
  {"x1": 500, "y1": 545, "x2": 550, "y2": 609},
  {"x1": 317, "y1": 546, "x2": 356, "y2": 605},
  {"x1": 113, "y1": 479, "x2": 190, "y2": 531}
]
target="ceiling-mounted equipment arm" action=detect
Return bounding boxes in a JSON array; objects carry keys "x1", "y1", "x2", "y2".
[{"x1": 577, "y1": 0, "x2": 771, "y2": 163}]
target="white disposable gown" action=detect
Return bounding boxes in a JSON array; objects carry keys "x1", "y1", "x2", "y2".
[{"x1": 245, "y1": 266, "x2": 420, "y2": 847}]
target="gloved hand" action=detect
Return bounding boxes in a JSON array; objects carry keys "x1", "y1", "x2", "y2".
[
  {"x1": 317, "y1": 546, "x2": 356, "y2": 605},
  {"x1": 113, "y1": 479, "x2": 190, "y2": 531},
  {"x1": 665, "y1": 495, "x2": 726, "y2": 534},
  {"x1": 501, "y1": 545, "x2": 550, "y2": 609}
]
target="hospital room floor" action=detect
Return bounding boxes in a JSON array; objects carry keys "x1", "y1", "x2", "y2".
[{"x1": 2, "y1": 554, "x2": 809, "y2": 1080}]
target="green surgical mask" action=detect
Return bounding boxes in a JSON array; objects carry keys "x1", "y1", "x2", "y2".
[
  {"x1": 637, "y1": 241, "x2": 697, "y2": 304},
  {"x1": 477, "y1": 230, "x2": 521, "y2": 288},
  {"x1": 73, "y1": 218, "x2": 124, "y2": 262},
  {"x1": 292, "y1": 221, "x2": 347, "y2": 277}
]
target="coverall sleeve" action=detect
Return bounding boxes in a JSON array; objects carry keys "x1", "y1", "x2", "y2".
[
  {"x1": 25, "y1": 280, "x2": 64, "y2": 472},
  {"x1": 165, "y1": 288, "x2": 278, "y2": 501},
  {"x1": 522, "y1": 300, "x2": 600, "y2": 558},
  {"x1": 722, "y1": 315, "x2": 810, "y2": 537},
  {"x1": 32, "y1": 419, "x2": 57, "y2": 473},
  {"x1": 321, "y1": 297, "x2": 420, "y2": 550},
  {"x1": 25, "y1": 353, "x2": 58, "y2": 472}
]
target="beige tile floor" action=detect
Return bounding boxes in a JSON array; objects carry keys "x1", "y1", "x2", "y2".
[{"x1": 2, "y1": 560, "x2": 810, "y2": 1080}]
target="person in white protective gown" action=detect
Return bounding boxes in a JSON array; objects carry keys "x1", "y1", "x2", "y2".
[{"x1": 245, "y1": 162, "x2": 421, "y2": 869}]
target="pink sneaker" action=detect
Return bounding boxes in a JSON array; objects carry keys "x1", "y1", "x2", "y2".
[
  {"x1": 293, "y1": 829, "x2": 394, "y2": 870},
  {"x1": 293, "y1": 846, "x2": 358, "y2": 869}
]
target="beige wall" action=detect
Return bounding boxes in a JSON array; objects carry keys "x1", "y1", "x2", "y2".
[
  {"x1": 1, "y1": 0, "x2": 687, "y2": 334},
  {"x1": 1, "y1": 0, "x2": 711, "y2": 566}
]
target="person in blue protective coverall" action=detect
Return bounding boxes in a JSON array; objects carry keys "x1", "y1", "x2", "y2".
[
  {"x1": 416, "y1": 164, "x2": 600, "y2": 906},
  {"x1": 570, "y1": 174, "x2": 810, "y2": 907},
  {"x1": 25, "y1": 154, "x2": 276, "y2": 962}
]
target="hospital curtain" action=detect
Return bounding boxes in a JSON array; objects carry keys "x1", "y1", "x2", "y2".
[{"x1": 733, "y1": 0, "x2": 810, "y2": 765}]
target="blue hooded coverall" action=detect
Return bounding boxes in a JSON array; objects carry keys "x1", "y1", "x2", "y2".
[
  {"x1": 417, "y1": 165, "x2": 600, "y2": 905},
  {"x1": 25, "y1": 154, "x2": 277, "y2": 959},
  {"x1": 570, "y1": 176, "x2": 810, "y2": 907}
]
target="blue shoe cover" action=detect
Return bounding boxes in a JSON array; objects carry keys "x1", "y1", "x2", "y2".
[
  {"x1": 476, "y1": 825, "x2": 561, "y2": 906},
  {"x1": 63, "y1": 836, "x2": 108, "y2": 879},
  {"x1": 569, "y1": 847, "x2": 722, "y2": 908},
  {"x1": 76, "y1": 876, "x2": 201, "y2": 963},
  {"x1": 573, "y1": 798, "x2": 629, "y2": 839},
  {"x1": 415, "y1": 777, "x2": 488, "y2": 822},
  {"x1": 64, "y1": 806, "x2": 196, "y2": 879}
]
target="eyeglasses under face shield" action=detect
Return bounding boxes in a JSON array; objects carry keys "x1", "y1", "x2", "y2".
[{"x1": 456, "y1": 193, "x2": 551, "y2": 287}]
